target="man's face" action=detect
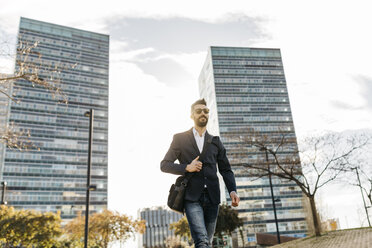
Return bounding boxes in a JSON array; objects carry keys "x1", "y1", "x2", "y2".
[{"x1": 191, "y1": 104, "x2": 209, "y2": 127}]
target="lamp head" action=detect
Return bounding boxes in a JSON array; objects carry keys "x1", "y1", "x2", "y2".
[{"x1": 88, "y1": 185, "x2": 97, "y2": 191}]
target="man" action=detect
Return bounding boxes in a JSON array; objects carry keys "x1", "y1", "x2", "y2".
[{"x1": 161, "y1": 99, "x2": 240, "y2": 248}]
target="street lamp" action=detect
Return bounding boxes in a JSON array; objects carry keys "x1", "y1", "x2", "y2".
[
  {"x1": 260, "y1": 147, "x2": 281, "y2": 244},
  {"x1": 352, "y1": 167, "x2": 372, "y2": 227},
  {"x1": 1, "y1": 181, "x2": 7, "y2": 205},
  {"x1": 84, "y1": 109, "x2": 94, "y2": 248}
]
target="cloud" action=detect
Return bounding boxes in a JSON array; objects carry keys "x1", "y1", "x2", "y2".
[
  {"x1": 329, "y1": 74, "x2": 372, "y2": 114},
  {"x1": 0, "y1": 27, "x2": 18, "y2": 73},
  {"x1": 330, "y1": 100, "x2": 363, "y2": 111},
  {"x1": 109, "y1": 42, "x2": 200, "y2": 87},
  {"x1": 354, "y1": 75, "x2": 372, "y2": 112},
  {"x1": 105, "y1": 14, "x2": 268, "y2": 87},
  {"x1": 105, "y1": 14, "x2": 268, "y2": 53},
  {"x1": 130, "y1": 56, "x2": 193, "y2": 87}
]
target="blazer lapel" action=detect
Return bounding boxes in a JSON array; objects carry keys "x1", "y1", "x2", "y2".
[{"x1": 187, "y1": 128, "x2": 201, "y2": 156}]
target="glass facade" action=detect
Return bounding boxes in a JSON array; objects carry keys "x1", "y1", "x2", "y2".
[
  {"x1": 198, "y1": 46, "x2": 308, "y2": 247},
  {"x1": 1, "y1": 17, "x2": 109, "y2": 220},
  {"x1": 138, "y1": 207, "x2": 183, "y2": 248}
]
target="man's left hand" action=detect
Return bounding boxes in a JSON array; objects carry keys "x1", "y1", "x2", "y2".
[{"x1": 230, "y1": 191, "x2": 240, "y2": 207}]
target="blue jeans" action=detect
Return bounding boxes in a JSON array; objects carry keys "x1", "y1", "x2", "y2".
[{"x1": 184, "y1": 190, "x2": 219, "y2": 248}]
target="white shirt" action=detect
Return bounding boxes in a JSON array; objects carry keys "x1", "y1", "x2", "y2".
[
  {"x1": 193, "y1": 127, "x2": 206, "y2": 153},
  {"x1": 193, "y1": 127, "x2": 207, "y2": 188}
]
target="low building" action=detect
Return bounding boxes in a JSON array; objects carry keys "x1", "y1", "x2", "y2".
[
  {"x1": 138, "y1": 206, "x2": 183, "y2": 248},
  {"x1": 321, "y1": 218, "x2": 340, "y2": 232}
]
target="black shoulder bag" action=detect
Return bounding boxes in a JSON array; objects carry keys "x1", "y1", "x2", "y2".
[{"x1": 167, "y1": 173, "x2": 193, "y2": 214}]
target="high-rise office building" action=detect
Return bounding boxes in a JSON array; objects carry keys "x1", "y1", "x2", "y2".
[
  {"x1": 199, "y1": 46, "x2": 308, "y2": 247},
  {"x1": 1, "y1": 17, "x2": 109, "y2": 219},
  {"x1": 138, "y1": 206, "x2": 183, "y2": 248}
]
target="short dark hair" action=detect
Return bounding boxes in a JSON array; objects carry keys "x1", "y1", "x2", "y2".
[{"x1": 191, "y1": 99, "x2": 207, "y2": 112}]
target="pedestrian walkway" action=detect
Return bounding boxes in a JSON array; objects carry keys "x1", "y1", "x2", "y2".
[{"x1": 272, "y1": 228, "x2": 372, "y2": 248}]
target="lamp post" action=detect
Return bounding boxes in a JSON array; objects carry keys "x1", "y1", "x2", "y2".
[
  {"x1": 367, "y1": 206, "x2": 372, "y2": 226},
  {"x1": 1, "y1": 181, "x2": 7, "y2": 205},
  {"x1": 84, "y1": 109, "x2": 95, "y2": 248},
  {"x1": 260, "y1": 147, "x2": 281, "y2": 244},
  {"x1": 353, "y1": 167, "x2": 371, "y2": 227}
]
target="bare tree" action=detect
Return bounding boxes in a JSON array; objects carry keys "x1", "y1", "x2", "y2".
[
  {"x1": 0, "y1": 39, "x2": 73, "y2": 103},
  {"x1": 227, "y1": 128, "x2": 370, "y2": 236},
  {"x1": 0, "y1": 37, "x2": 75, "y2": 150},
  {"x1": 0, "y1": 122, "x2": 39, "y2": 151}
]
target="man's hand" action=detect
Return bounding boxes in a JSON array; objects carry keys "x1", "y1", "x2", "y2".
[
  {"x1": 186, "y1": 156, "x2": 202, "y2": 172},
  {"x1": 230, "y1": 191, "x2": 240, "y2": 207}
]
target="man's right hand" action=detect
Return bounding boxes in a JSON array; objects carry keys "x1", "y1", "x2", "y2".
[{"x1": 186, "y1": 156, "x2": 202, "y2": 172}]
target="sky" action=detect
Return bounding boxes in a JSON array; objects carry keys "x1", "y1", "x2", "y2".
[{"x1": 1, "y1": 0, "x2": 372, "y2": 246}]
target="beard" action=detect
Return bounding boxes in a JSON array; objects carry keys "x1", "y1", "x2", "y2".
[{"x1": 195, "y1": 116, "x2": 208, "y2": 127}]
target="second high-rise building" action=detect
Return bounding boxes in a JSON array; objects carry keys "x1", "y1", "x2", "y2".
[{"x1": 199, "y1": 46, "x2": 308, "y2": 247}]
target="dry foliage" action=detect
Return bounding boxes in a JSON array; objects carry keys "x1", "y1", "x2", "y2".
[
  {"x1": 164, "y1": 236, "x2": 192, "y2": 248},
  {"x1": 0, "y1": 39, "x2": 76, "y2": 103},
  {"x1": 170, "y1": 216, "x2": 192, "y2": 242},
  {"x1": 0, "y1": 122, "x2": 39, "y2": 151},
  {"x1": 0, "y1": 37, "x2": 76, "y2": 150},
  {"x1": 0, "y1": 205, "x2": 62, "y2": 247},
  {"x1": 64, "y1": 209, "x2": 145, "y2": 248}
]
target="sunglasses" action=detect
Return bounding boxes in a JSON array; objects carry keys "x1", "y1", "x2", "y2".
[{"x1": 194, "y1": 108, "x2": 210, "y2": 114}]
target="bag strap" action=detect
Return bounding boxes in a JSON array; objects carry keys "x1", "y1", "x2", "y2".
[{"x1": 181, "y1": 172, "x2": 193, "y2": 186}]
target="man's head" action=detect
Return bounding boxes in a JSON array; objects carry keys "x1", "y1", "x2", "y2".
[{"x1": 191, "y1": 99, "x2": 209, "y2": 127}]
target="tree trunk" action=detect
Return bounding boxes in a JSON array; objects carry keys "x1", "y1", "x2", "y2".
[{"x1": 309, "y1": 195, "x2": 321, "y2": 236}]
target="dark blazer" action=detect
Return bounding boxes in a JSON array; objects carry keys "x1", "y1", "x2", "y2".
[{"x1": 161, "y1": 128, "x2": 236, "y2": 205}]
